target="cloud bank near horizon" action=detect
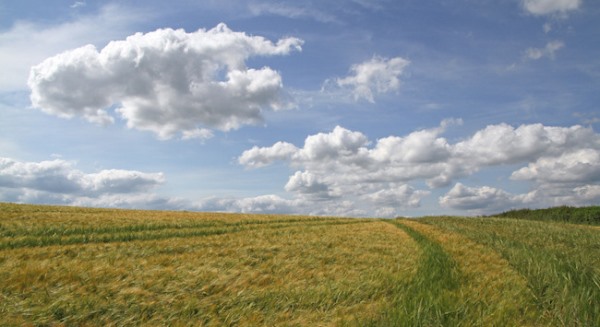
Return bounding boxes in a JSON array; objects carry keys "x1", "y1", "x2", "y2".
[
  {"x1": 4, "y1": 119, "x2": 598, "y2": 217},
  {"x1": 0, "y1": 157, "x2": 164, "y2": 204},
  {"x1": 240, "y1": 120, "x2": 600, "y2": 216}
]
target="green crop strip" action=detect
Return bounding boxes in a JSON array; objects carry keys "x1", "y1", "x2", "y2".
[
  {"x1": 0, "y1": 216, "x2": 339, "y2": 238},
  {"x1": 0, "y1": 218, "x2": 361, "y2": 250},
  {"x1": 361, "y1": 220, "x2": 464, "y2": 326},
  {"x1": 422, "y1": 217, "x2": 600, "y2": 326}
]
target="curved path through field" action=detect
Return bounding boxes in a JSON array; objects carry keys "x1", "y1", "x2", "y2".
[
  {"x1": 388, "y1": 219, "x2": 538, "y2": 326},
  {"x1": 383, "y1": 218, "x2": 600, "y2": 326}
]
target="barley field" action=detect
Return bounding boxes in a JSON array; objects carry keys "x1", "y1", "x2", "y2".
[{"x1": 0, "y1": 203, "x2": 598, "y2": 326}]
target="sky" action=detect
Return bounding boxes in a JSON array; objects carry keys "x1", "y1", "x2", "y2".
[{"x1": 1, "y1": 0, "x2": 599, "y2": 217}]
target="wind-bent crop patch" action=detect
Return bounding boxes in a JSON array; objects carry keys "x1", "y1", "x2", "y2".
[{"x1": 0, "y1": 203, "x2": 420, "y2": 326}]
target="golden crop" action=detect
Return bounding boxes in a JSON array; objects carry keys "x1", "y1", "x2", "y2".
[{"x1": 1, "y1": 203, "x2": 598, "y2": 326}]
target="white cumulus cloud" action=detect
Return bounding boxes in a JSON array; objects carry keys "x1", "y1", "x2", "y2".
[
  {"x1": 453, "y1": 122, "x2": 595, "y2": 166},
  {"x1": 28, "y1": 23, "x2": 303, "y2": 139},
  {"x1": 0, "y1": 157, "x2": 164, "y2": 204},
  {"x1": 239, "y1": 121, "x2": 600, "y2": 215},
  {"x1": 301, "y1": 125, "x2": 370, "y2": 160},
  {"x1": 193, "y1": 194, "x2": 305, "y2": 215},
  {"x1": 239, "y1": 120, "x2": 457, "y2": 216},
  {"x1": 364, "y1": 185, "x2": 430, "y2": 209},
  {"x1": 439, "y1": 183, "x2": 535, "y2": 213},
  {"x1": 239, "y1": 141, "x2": 299, "y2": 168},
  {"x1": 334, "y1": 56, "x2": 410, "y2": 102},
  {"x1": 511, "y1": 149, "x2": 600, "y2": 184}
]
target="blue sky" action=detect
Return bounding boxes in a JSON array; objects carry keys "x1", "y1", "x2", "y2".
[{"x1": 1, "y1": 0, "x2": 599, "y2": 217}]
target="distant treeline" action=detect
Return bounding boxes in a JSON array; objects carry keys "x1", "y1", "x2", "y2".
[{"x1": 492, "y1": 206, "x2": 600, "y2": 225}]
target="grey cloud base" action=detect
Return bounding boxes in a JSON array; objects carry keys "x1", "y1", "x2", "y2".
[{"x1": 0, "y1": 157, "x2": 164, "y2": 204}]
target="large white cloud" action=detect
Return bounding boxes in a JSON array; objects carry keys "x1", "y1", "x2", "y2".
[
  {"x1": 239, "y1": 121, "x2": 600, "y2": 216},
  {"x1": 248, "y1": 2, "x2": 340, "y2": 23},
  {"x1": 443, "y1": 129, "x2": 600, "y2": 213},
  {"x1": 451, "y1": 123, "x2": 598, "y2": 180},
  {"x1": 0, "y1": 157, "x2": 164, "y2": 202},
  {"x1": 239, "y1": 121, "x2": 456, "y2": 216},
  {"x1": 522, "y1": 0, "x2": 581, "y2": 16},
  {"x1": 243, "y1": 119, "x2": 595, "y2": 191},
  {"x1": 334, "y1": 56, "x2": 410, "y2": 103},
  {"x1": 28, "y1": 23, "x2": 303, "y2": 139}
]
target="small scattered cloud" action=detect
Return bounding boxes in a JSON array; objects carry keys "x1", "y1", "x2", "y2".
[
  {"x1": 70, "y1": 1, "x2": 86, "y2": 9},
  {"x1": 328, "y1": 56, "x2": 410, "y2": 103},
  {"x1": 248, "y1": 2, "x2": 340, "y2": 23},
  {"x1": 522, "y1": 0, "x2": 581, "y2": 16},
  {"x1": 181, "y1": 128, "x2": 214, "y2": 141},
  {"x1": 28, "y1": 23, "x2": 303, "y2": 140},
  {"x1": 525, "y1": 40, "x2": 564, "y2": 60},
  {"x1": 239, "y1": 141, "x2": 299, "y2": 168},
  {"x1": 350, "y1": 0, "x2": 387, "y2": 11}
]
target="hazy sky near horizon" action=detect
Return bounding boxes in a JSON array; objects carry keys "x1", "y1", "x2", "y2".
[{"x1": 1, "y1": 0, "x2": 599, "y2": 217}]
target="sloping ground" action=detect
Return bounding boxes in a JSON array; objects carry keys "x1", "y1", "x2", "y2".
[{"x1": 1, "y1": 203, "x2": 599, "y2": 326}]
